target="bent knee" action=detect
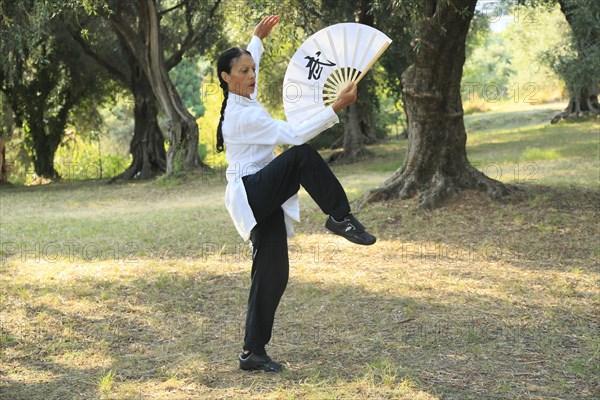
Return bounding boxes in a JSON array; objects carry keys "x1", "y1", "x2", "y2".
[{"x1": 293, "y1": 143, "x2": 316, "y2": 155}]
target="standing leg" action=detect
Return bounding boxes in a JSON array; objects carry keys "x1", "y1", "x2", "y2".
[{"x1": 243, "y1": 208, "x2": 289, "y2": 356}]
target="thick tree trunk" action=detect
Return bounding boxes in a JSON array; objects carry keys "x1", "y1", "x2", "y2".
[
  {"x1": 29, "y1": 120, "x2": 61, "y2": 180},
  {"x1": 71, "y1": 19, "x2": 167, "y2": 182},
  {"x1": 140, "y1": 0, "x2": 200, "y2": 174},
  {"x1": 328, "y1": 100, "x2": 372, "y2": 164},
  {"x1": 109, "y1": 32, "x2": 166, "y2": 182},
  {"x1": 107, "y1": 0, "x2": 202, "y2": 175},
  {"x1": 362, "y1": 0, "x2": 510, "y2": 210},
  {"x1": 111, "y1": 70, "x2": 166, "y2": 181}
]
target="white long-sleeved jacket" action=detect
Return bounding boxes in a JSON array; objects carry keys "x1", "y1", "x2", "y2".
[{"x1": 222, "y1": 36, "x2": 339, "y2": 241}]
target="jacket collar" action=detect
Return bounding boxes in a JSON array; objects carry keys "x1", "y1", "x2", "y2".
[{"x1": 228, "y1": 92, "x2": 259, "y2": 107}]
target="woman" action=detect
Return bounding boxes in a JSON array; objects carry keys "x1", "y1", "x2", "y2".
[{"x1": 217, "y1": 15, "x2": 376, "y2": 373}]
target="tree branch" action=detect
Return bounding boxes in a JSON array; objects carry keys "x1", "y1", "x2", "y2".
[
  {"x1": 106, "y1": 11, "x2": 146, "y2": 69},
  {"x1": 159, "y1": 1, "x2": 186, "y2": 16},
  {"x1": 164, "y1": 0, "x2": 222, "y2": 70},
  {"x1": 69, "y1": 29, "x2": 128, "y2": 85}
]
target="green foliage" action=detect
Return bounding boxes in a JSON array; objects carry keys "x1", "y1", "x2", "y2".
[
  {"x1": 98, "y1": 96, "x2": 136, "y2": 155},
  {"x1": 1, "y1": 0, "x2": 115, "y2": 179},
  {"x1": 169, "y1": 56, "x2": 207, "y2": 119},
  {"x1": 465, "y1": 10, "x2": 492, "y2": 60},
  {"x1": 197, "y1": 73, "x2": 226, "y2": 167},
  {"x1": 0, "y1": 1, "x2": 51, "y2": 82},
  {"x1": 3, "y1": 130, "x2": 31, "y2": 184},
  {"x1": 5, "y1": 125, "x2": 130, "y2": 185},
  {"x1": 502, "y1": 3, "x2": 569, "y2": 96},
  {"x1": 171, "y1": 141, "x2": 186, "y2": 175},
  {"x1": 541, "y1": 0, "x2": 600, "y2": 96},
  {"x1": 462, "y1": 4, "x2": 568, "y2": 106},
  {"x1": 158, "y1": 0, "x2": 225, "y2": 59},
  {"x1": 197, "y1": 142, "x2": 208, "y2": 163},
  {"x1": 53, "y1": 130, "x2": 130, "y2": 182},
  {"x1": 463, "y1": 22, "x2": 514, "y2": 102}
]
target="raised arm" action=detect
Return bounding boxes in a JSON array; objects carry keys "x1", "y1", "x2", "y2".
[{"x1": 247, "y1": 15, "x2": 280, "y2": 99}]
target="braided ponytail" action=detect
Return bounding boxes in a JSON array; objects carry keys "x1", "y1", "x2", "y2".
[
  {"x1": 216, "y1": 86, "x2": 228, "y2": 153},
  {"x1": 216, "y1": 46, "x2": 252, "y2": 153}
]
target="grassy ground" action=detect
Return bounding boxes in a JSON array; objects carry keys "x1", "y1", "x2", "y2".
[{"x1": 1, "y1": 102, "x2": 599, "y2": 399}]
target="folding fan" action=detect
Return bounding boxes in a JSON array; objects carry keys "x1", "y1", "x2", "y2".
[{"x1": 282, "y1": 23, "x2": 392, "y2": 125}]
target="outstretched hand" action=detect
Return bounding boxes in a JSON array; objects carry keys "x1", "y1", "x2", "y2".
[{"x1": 253, "y1": 15, "x2": 280, "y2": 40}]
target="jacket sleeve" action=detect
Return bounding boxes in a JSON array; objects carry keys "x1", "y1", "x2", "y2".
[
  {"x1": 246, "y1": 36, "x2": 264, "y2": 100},
  {"x1": 228, "y1": 105, "x2": 339, "y2": 146}
]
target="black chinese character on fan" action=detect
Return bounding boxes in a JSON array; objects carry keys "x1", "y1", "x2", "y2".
[{"x1": 304, "y1": 51, "x2": 336, "y2": 80}]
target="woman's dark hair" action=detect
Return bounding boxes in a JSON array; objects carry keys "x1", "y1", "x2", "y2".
[{"x1": 216, "y1": 47, "x2": 252, "y2": 153}]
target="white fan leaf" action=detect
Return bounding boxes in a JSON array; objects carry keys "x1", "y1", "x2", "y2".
[{"x1": 283, "y1": 23, "x2": 392, "y2": 125}]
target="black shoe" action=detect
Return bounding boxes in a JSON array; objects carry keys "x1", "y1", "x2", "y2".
[
  {"x1": 239, "y1": 353, "x2": 284, "y2": 373},
  {"x1": 325, "y1": 214, "x2": 377, "y2": 245}
]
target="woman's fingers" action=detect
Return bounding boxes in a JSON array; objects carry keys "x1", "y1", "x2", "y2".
[
  {"x1": 261, "y1": 15, "x2": 278, "y2": 27},
  {"x1": 254, "y1": 15, "x2": 280, "y2": 39},
  {"x1": 263, "y1": 15, "x2": 279, "y2": 31}
]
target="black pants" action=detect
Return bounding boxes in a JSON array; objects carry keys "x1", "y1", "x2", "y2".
[{"x1": 241, "y1": 144, "x2": 350, "y2": 355}]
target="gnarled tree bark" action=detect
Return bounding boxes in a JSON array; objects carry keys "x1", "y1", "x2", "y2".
[
  {"x1": 111, "y1": 65, "x2": 166, "y2": 181},
  {"x1": 551, "y1": 85, "x2": 600, "y2": 124},
  {"x1": 361, "y1": 0, "x2": 510, "y2": 210}
]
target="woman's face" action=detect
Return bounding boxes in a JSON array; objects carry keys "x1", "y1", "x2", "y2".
[{"x1": 221, "y1": 54, "x2": 256, "y2": 98}]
